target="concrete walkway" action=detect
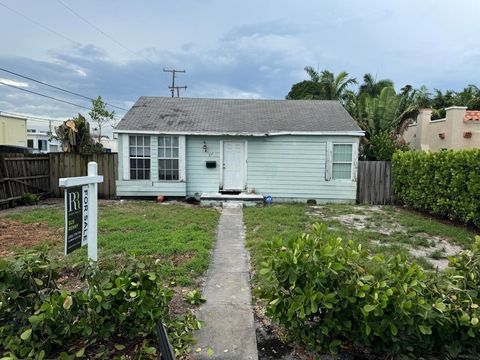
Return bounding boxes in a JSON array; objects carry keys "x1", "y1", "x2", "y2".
[{"x1": 193, "y1": 204, "x2": 258, "y2": 360}]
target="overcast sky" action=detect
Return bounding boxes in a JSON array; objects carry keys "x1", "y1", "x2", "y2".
[{"x1": 0, "y1": 0, "x2": 479, "y2": 132}]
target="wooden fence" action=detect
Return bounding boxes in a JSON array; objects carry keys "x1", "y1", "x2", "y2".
[
  {"x1": 356, "y1": 161, "x2": 393, "y2": 205},
  {"x1": 50, "y1": 153, "x2": 117, "y2": 198},
  {"x1": 0, "y1": 153, "x2": 117, "y2": 207},
  {"x1": 0, "y1": 154, "x2": 50, "y2": 206}
]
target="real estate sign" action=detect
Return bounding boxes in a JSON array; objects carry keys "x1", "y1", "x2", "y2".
[
  {"x1": 60, "y1": 162, "x2": 103, "y2": 261},
  {"x1": 64, "y1": 186, "x2": 89, "y2": 254}
]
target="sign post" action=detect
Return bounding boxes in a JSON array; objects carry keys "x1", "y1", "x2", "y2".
[{"x1": 59, "y1": 162, "x2": 103, "y2": 261}]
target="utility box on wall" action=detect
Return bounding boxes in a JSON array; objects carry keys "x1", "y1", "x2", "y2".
[{"x1": 205, "y1": 161, "x2": 216, "y2": 168}]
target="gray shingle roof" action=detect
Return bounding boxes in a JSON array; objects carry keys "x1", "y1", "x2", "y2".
[{"x1": 115, "y1": 97, "x2": 362, "y2": 134}]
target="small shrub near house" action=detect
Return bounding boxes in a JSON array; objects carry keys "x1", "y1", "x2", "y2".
[
  {"x1": 0, "y1": 252, "x2": 201, "y2": 359},
  {"x1": 258, "y1": 224, "x2": 480, "y2": 357},
  {"x1": 392, "y1": 149, "x2": 480, "y2": 228}
]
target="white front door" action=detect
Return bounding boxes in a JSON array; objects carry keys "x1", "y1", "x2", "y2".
[{"x1": 223, "y1": 141, "x2": 246, "y2": 191}]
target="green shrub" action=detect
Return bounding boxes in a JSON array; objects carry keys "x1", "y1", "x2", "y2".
[
  {"x1": 0, "y1": 252, "x2": 202, "y2": 359},
  {"x1": 20, "y1": 192, "x2": 41, "y2": 206},
  {"x1": 392, "y1": 149, "x2": 480, "y2": 228},
  {"x1": 257, "y1": 224, "x2": 480, "y2": 357},
  {"x1": 362, "y1": 131, "x2": 409, "y2": 161}
]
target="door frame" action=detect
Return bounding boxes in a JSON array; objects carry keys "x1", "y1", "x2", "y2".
[{"x1": 219, "y1": 139, "x2": 248, "y2": 191}]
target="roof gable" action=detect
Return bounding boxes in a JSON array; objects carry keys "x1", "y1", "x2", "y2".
[{"x1": 115, "y1": 97, "x2": 362, "y2": 134}]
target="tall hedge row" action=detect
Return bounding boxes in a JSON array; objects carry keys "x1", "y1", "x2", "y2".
[{"x1": 392, "y1": 149, "x2": 480, "y2": 228}]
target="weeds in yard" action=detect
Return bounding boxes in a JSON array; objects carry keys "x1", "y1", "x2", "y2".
[
  {"x1": 1, "y1": 201, "x2": 220, "y2": 286},
  {"x1": 244, "y1": 203, "x2": 478, "y2": 272}
]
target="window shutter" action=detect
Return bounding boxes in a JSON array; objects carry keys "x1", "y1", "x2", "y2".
[
  {"x1": 325, "y1": 142, "x2": 333, "y2": 181},
  {"x1": 123, "y1": 135, "x2": 130, "y2": 180},
  {"x1": 179, "y1": 136, "x2": 186, "y2": 181},
  {"x1": 352, "y1": 142, "x2": 359, "y2": 181}
]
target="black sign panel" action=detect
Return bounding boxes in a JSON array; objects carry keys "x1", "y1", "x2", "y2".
[{"x1": 64, "y1": 186, "x2": 83, "y2": 254}]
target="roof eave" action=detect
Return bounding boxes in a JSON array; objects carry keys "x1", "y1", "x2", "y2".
[{"x1": 113, "y1": 129, "x2": 365, "y2": 137}]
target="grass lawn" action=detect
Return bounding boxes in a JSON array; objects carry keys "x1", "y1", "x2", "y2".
[
  {"x1": 0, "y1": 200, "x2": 220, "y2": 286},
  {"x1": 244, "y1": 203, "x2": 479, "y2": 272}
]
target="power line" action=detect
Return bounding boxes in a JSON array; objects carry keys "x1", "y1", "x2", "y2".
[
  {"x1": 0, "y1": 80, "x2": 119, "y2": 125},
  {"x1": 0, "y1": 80, "x2": 92, "y2": 110},
  {"x1": 0, "y1": 1, "x2": 79, "y2": 45},
  {"x1": 0, "y1": 67, "x2": 129, "y2": 112},
  {"x1": 55, "y1": 0, "x2": 138, "y2": 58},
  {"x1": 0, "y1": 111, "x2": 65, "y2": 123},
  {"x1": 0, "y1": 110, "x2": 116, "y2": 129}
]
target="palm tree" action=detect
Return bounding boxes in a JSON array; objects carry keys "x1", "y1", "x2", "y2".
[
  {"x1": 303, "y1": 66, "x2": 357, "y2": 103},
  {"x1": 358, "y1": 73, "x2": 394, "y2": 98},
  {"x1": 359, "y1": 86, "x2": 422, "y2": 138}
]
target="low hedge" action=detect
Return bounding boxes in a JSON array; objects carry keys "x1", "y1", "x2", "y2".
[
  {"x1": 392, "y1": 149, "x2": 480, "y2": 228},
  {"x1": 258, "y1": 224, "x2": 480, "y2": 357},
  {"x1": 0, "y1": 252, "x2": 201, "y2": 359}
]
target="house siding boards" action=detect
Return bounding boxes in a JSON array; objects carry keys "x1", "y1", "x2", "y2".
[
  {"x1": 186, "y1": 137, "x2": 221, "y2": 195},
  {"x1": 114, "y1": 97, "x2": 363, "y2": 201},
  {"x1": 246, "y1": 136, "x2": 357, "y2": 201},
  {"x1": 117, "y1": 134, "x2": 358, "y2": 202}
]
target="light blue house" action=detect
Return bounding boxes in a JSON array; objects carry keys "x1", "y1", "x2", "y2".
[{"x1": 113, "y1": 97, "x2": 364, "y2": 203}]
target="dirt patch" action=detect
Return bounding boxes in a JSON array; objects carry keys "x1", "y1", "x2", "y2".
[
  {"x1": 56, "y1": 267, "x2": 85, "y2": 292},
  {"x1": 0, "y1": 198, "x2": 62, "y2": 217},
  {"x1": 410, "y1": 235, "x2": 463, "y2": 271},
  {"x1": 169, "y1": 285, "x2": 198, "y2": 317},
  {"x1": 0, "y1": 219, "x2": 61, "y2": 257},
  {"x1": 330, "y1": 214, "x2": 369, "y2": 231}
]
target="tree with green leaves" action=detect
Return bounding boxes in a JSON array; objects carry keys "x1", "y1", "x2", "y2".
[
  {"x1": 287, "y1": 66, "x2": 357, "y2": 104},
  {"x1": 358, "y1": 73, "x2": 394, "y2": 98},
  {"x1": 89, "y1": 96, "x2": 115, "y2": 143},
  {"x1": 54, "y1": 114, "x2": 103, "y2": 153}
]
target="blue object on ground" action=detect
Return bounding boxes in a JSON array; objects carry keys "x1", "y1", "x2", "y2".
[{"x1": 264, "y1": 195, "x2": 273, "y2": 204}]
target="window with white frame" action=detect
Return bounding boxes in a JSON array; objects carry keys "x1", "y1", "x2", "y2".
[
  {"x1": 332, "y1": 143, "x2": 353, "y2": 180},
  {"x1": 158, "y1": 136, "x2": 179, "y2": 180},
  {"x1": 129, "y1": 136, "x2": 150, "y2": 180}
]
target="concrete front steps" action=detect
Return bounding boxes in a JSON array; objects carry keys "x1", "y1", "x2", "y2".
[{"x1": 200, "y1": 192, "x2": 264, "y2": 207}]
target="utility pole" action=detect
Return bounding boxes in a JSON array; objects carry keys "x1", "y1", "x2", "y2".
[{"x1": 163, "y1": 68, "x2": 187, "y2": 97}]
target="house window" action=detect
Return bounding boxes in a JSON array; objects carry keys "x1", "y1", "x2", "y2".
[
  {"x1": 38, "y1": 140, "x2": 47, "y2": 151},
  {"x1": 158, "y1": 136, "x2": 179, "y2": 180},
  {"x1": 27, "y1": 139, "x2": 34, "y2": 148},
  {"x1": 332, "y1": 144, "x2": 353, "y2": 180},
  {"x1": 129, "y1": 136, "x2": 150, "y2": 180}
]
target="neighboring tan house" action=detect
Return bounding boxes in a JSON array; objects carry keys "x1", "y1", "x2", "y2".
[
  {"x1": 404, "y1": 106, "x2": 480, "y2": 151},
  {"x1": 27, "y1": 129, "x2": 61, "y2": 153},
  {"x1": 113, "y1": 97, "x2": 364, "y2": 203},
  {"x1": 0, "y1": 114, "x2": 27, "y2": 147}
]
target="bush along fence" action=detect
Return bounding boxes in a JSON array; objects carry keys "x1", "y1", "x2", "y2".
[
  {"x1": 392, "y1": 149, "x2": 480, "y2": 228},
  {"x1": 0, "y1": 152, "x2": 117, "y2": 207},
  {"x1": 0, "y1": 154, "x2": 50, "y2": 207},
  {"x1": 258, "y1": 224, "x2": 480, "y2": 358}
]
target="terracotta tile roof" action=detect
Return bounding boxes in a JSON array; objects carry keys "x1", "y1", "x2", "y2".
[{"x1": 464, "y1": 110, "x2": 480, "y2": 122}]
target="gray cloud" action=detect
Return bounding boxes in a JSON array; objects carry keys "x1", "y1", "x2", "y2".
[{"x1": 0, "y1": 0, "x2": 479, "y2": 130}]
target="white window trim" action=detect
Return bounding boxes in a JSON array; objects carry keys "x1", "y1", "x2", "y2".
[
  {"x1": 123, "y1": 134, "x2": 186, "y2": 182},
  {"x1": 126, "y1": 135, "x2": 152, "y2": 181},
  {"x1": 157, "y1": 135, "x2": 180, "y2": 182},
  {"x1": 326, "y1": 141, "x2": 358, "y2": 182}
]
